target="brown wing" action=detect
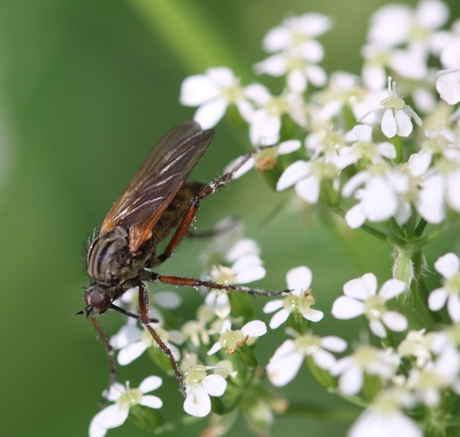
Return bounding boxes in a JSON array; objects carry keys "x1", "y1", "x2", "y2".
[{"x1": 99, "y1": 121, "x2": 214, "y2": 251}]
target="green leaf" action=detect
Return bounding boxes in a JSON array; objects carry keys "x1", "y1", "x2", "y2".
[{"x1": 229, "y1": 291, "x2": 254, "y2": 322}]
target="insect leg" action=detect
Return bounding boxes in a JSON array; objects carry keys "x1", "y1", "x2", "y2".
[
  {"x1": 109, "y1": 303, "x2": 159, "y2": 323},
  {"x1": 90, "y1": 316, "x2": 117, "y2": 407},
  {"x1": 140, "y1": 271, "x2": 287, "y2": 297},
  {"x1": 154, "y1": 149, "x2": 259, "y2": 265},
  {"x1": 138, "y1": 283, "x2": 187, "y2": 398}
]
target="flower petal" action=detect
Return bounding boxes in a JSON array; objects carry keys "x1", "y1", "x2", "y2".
[
  {"x1": 140, "y1": 395, "x2": 163, "y2": 409},
  {"x1": 295, "y1": 176, "x2": 320, "y2": 204},
  {"x1": 428, "y1": 287, "x2": 448, "y2": 311},
  {"x1": 369, "y1": 320, "x2": 387, "y2": 338},
  {"x1": 202, "y1": 374, "x2": 227, "y2": 397},
  {"x1": 339, "y1": 365, "x2": 363, "y2": 395},
  {"x1": 312, "y1": 349, "x2": 336, "y2": 370},
  {"x1": 263, "y1": 300, "x2": 284, "y2": 313},
  {"x1": 286, "y1": 266, "x2": 312, "y2": 294},
  {"x1": 266, "y1": 348, "x2": 303, "y2": 386},
  {"x1": 382, "y1": 311, "x2": 408, "y2": 332},
  {"x1": 302, "y1": 308, "x2": 324, "y2": 322},
  {"x1": 321, "y1": 336, "x2": 347, "y2": 352},
  {"x1": 184, "y1": 386, "x2": 211, "y2": 417},
  {"x1": 180, "y1": 75, "x2": 219, "y2": 106},
  {"x1": 117, "y1": 342, "x2": 147, "y2": 366},
  {"x1": 99, "y1": 405, "x2": 129, "y2": 429},
  {"x1": 447, "y1": 295, "x2": 460, "y2": 323},
  {"x1": 242, "y1": 320, "x2": 267, "y2": 337},
  {"x1": 343, "y1": 273, "x2": 377, "y2": 300},
  {"x1": 194, "y1": 99, "x2": 227, "y2": 129},
  {"x1": 378, "y1": 279, "x2": 406, "y2": 300},
  {"x1": 381, "y1": 109, "x2": 397, "y2": 138},
  {"x1": 139, "y1": 376, "x2": 162, "y2": 394},
  {"x1": 331, "y1": 296, "x2": 365, "y2": 319},
  {"x1": 276, "y1": 160, "x2": 311, "y2": 191},
  {"x1": 269, "y1": 309, "x2": 290, "y2": 329},
  {"x1": 434, "y1": 253, "x2": 460, "y2": 278}
]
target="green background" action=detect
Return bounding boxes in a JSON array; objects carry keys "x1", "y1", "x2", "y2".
[{"x1": 0, "y1": 0, "x2": 458, "y2": 436}]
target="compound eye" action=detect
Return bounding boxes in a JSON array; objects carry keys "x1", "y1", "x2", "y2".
[{"x1": 84, "y1": 287, "x2": 111, "y2": 313}]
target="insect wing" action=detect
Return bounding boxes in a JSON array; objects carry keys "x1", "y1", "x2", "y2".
[{"x1": 99, "y1": 121, "x2": 214, "y2": 246}]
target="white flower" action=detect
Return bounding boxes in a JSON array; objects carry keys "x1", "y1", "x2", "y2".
[
  {"x1": 263, "y1": 266, "x2": 323, "y2": 329},
  {"x1": 349, "y1": 388, "x2": 420, "y2": 437},
  {"x1": 342, "y1": 162, "x2": 411, "y2": 228},
  {"x1": 366, "y1": 0, "x2": 449, "y2": 52},
  {"x1": 332, "y1": 273, "x2": 408, "y2": 338},
  {"x1": 406, "y1": 345, "x2": 460, "y2": 407},
  {"x1": 416, "y1": 149, "x2": 460, "y2": 223},
  {"x1": 276, "y1": 158, "x2": 341, "y2": 204},
  {"x1": 397, "y1": 329, "x2": 437, "y2": 367},
  {"x1": 205, "y1": 254, "x2": 266, "y2": 318},
  {"x1": 183, "y1": 365, "x2": 227, "y2": 417},
  {"x1": 207, "y1": 319, "x2": 267, "y2": 355},
  {"x1": 369, "y1": 77, "x2": 422, "y2": 138},
  {"x1": 331, "y1": 345, "x2": 400, "y2": 395},
  {"x1": 261, "y1": 13, "x2": 333, "y2": 53},
  {"x1": 267, "y1": 334, "x2": 347, "y2": 387},
  {"x1": 428, "y1": 253, "x2": 460, "y2": 322},
  {"x1": 436, "y1": 67, "x2": 460, "y2": 105},
  {"x1": 110, "y1": 324, "x2": 183, "y2": 365},
  {"x1": 254, "y1": 45, "x2": 327, "y2": 93},
  {"x1": 89, "y1": 376, "x2": 163, "y2": 437},
  {"x1": 245, "y1": 84, "x2": 307, "y2": 145},
  {"x1": 179, "y1": 67, "x2": 253, "y2": 128}
]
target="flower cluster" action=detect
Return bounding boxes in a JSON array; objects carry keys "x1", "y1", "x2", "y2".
[{"x1": 88, "y1": 1, "x2": 460, "y2": 436}]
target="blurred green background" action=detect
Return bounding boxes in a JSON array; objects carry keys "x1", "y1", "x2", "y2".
[{"x1": 0, "y1": 0, "x2": 458, "y2": 436}]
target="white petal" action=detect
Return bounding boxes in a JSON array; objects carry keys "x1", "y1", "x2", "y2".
[
  {"x1": 408, "y1": 151, "x2": 432, "y2": 177},
  {"x1": 180, "y1": 75, "x2": 219, "y2": 106},
  {"x1": 286, "y1": 266, "x2": 312, "y2": 294},
  {"x1": 106, "y1": 383, "x2": 125, "y2": 402},
  {"x1": 139, "y1": 376, "x2": 162, "y2": 394},
  {"x1": 342, "y1": 171, "x2": 369, "y2": 198},
  {"x1": 262, "y1": 26, "x2": 290, "y2": 52},
  {"x1": 276, "y1": 160, "x2": 311, "y2": 191},
  {"x1": 347, "y1": 124, "x2": 373, "y2": 142},
  {"x1": 394, "y1": 109, "x2": 413, "y2": 137},
  {"x1": 117, "y1": 342, "x2": 147, "y2": 366},
  {"x1": 242, "y1": 320, "x2": 267, "y2": 337},
  {"x1": 206, "y1": 67, "x2": 236, "y2": 86},
  {"x1": 321, "y1": 336, "x2": 347, "y2": 352},
  {"x1": 379, "y1": 279, "x2": 406, "y2": 300},
  {"x1": 362, "y1": 177, "x2": 397, "y2": 222},
  {"x1": 213, "y1": 294, "x2": 231, "y2": 319},
  {"x1": 417, "y1": 175, "x2": 445, "y2": 223},
  {"x1": 225, "y1": 155, "x2": 254, "y2": 179},
  {"x1": 295, "y1": 176, "x2": 320, "y2": 204},
  {"x1": 339, "y1": 365, "x2": 363, "y2": 395},
  {"x1": 278, "y1": 140, "x2": 301, "y2": 154},
  {"x1": 312, "y1": 349, "x2": 336, "y2": 370},
  {"x1": 381, "y1": 109, "x2": 397, "y2": 138},
  {"x1": 155, "y1": 291, "x2": 182, "y2": 309},
  {"x1": 184, "y1": 386, "x2": 211, "y2": 417},
  {"x1": 331, "y1": 296, "x2": 365, "y2": 319},
  {"x1": 382, "y1": 311, "x2": 408, "y2": 332},
  {"x1": 428, "y1": 288, "x2": 448, "y2": 311},
  {"x1": 245, "y1": 83, "x2": 272, "y2": 104},
  {"x1": 202, "y1": 374, "x2": 227, "y2": 396},
  {"x1": 263, "y1": 300, "x2": 284, "y2": 314},
  {"x1": 254, "y1": 54, "x2": 287, "y2": 76},
  {"x1": 305, "y1": 64, "x2": 327, "y2": 87},
  {"x1": 169, "y1": 329, "x2": 184, "y2": 345},
  {"x1": 331, "y1": 356, "x2": 353, "y2": 376},
  {"x1": 236, "y1": 99, "x2": 254, "y2": 123},
  {"x1": 349, "y1": 410, "x2": 422, "y2": 437},
  {"x1": 110, "y1": 324, "x2": 141, "y2": 349},
  {"x1": 343, "y1": 274, "x2": 377, "y2": 300},
  {"x1": 447, "y1": 295, "x2": 460, "y2": 323},
  {"x1": 269, "y1": 309, "x2": 290, "y2": 329},
  {"x1": 140, "y1": 395, "x2": 163, "y2": 409},
  {"x1": 266, "y1": 349, "x2": 303, "y2": 386},
  {"x1": 369, "y1": 320, "x2": 387, "y2": 338},
  {"x1": 436, "y1": 68, "x2": 460, "y2": 105},
  {"x1": 434, "y1": 252, "x2": 460, "y2": 278},
  {"x1": 235, "y1": 265, "x2": 266, "y2": 284},
  {"x1": 99, "y1": 405, "x2": 129, "y2": 429},
  {"x1": 249, "y1": 110, "x2": 280, "y2": 146},
  {"x1": 377, "y1": 142, "x2": 397, "y2": 159},
  {"x1": 194, "y1": 99, "x2": 227, "y2": 129},
  {"x1": 302, "y1": 308, "x2": 324, "y2": 322},
  {"x1": 207, "y1": 342, "x2": 222, "y2": 356},
  {"x1": 89, "y1": 410, "x2": 109, "y2": 437},
  {"x1": 287, "y1": 69, "x2": 307, "y2": 93},
  {"x1": 226, "y1": 239, "x2": 260, "y2": 262},
  {"x1": 345, "y1": 204, "x2": 366, "y2": 229}
]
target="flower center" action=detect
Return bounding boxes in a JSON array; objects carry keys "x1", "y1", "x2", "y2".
[
  {"x1": 294, "y1": 334, "x2": 321, "y2": 356},
  {"x1": 310, "y1": 160, "x2": 338, "y2": 180},
  {"x1": 220, "y1": 84, "x2": 244, "y2": 103},
  {"x1": 116, "y1": 387, "x2": 143, "y2": 409},
  {"x1": 444, "y1": 272, "x2": 460, "y2": 296},
  {"x1": 211, "y1": 265, "x2": 237, "y2": 285},
  {"x1": 363, "y1": 295, "x2": 386, "y2": 320},
  {"x1": 219, "y1": 329, "x2": 245, "y2": 351},
  {"x1": 353, "y1": 345, "x2": 379, "y2": 366},
  {"x1": 185, "y1": 365, "x2": 208, "y2": 387}
]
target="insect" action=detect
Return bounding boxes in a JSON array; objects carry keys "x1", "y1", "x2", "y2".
[{"x1": 78, "y1": 121, "x2": 282, "y2": 401}]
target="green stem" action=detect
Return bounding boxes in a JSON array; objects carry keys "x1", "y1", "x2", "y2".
[
  {"x1": 152, "y1": 415, "x2": 204, "y2": 434},
  {"x1": 286, "y1": 401, "x2": 361, "y2": 422},
  {"x1": 411, "y1": 278, "x2": 436, "y2": 330},
  {"x1": 414, "y1": 217, "x2": 428, "y2": 237},
  {"x1": 331, "y1": 207, "x2": 391, "y2": 244},
  {"x1": 413, "y1": 226, "x2": 446, "y2": 250},
  {"x1": 391, "y1": 135, "x2": 404, "y2": 164}
]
